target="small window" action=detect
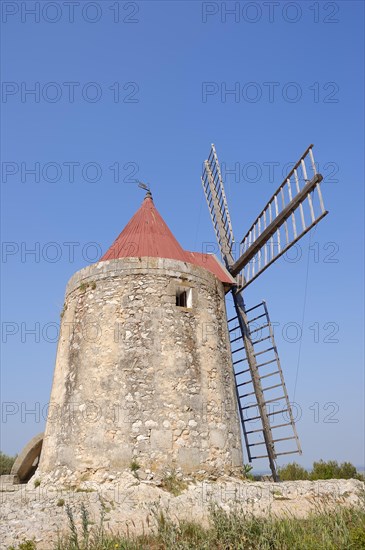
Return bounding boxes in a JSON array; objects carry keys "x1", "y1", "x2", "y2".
[
  {"x1": 176, "y1": 287, "x2": 192, "y2": 308},
  {"x1": 176, "y1": 289, "x2": 187, "y2": 307}
]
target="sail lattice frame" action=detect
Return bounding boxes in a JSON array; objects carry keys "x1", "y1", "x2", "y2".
[
  {"x1": 201, "y1": 144, "x2": 235, "y2": 263},
  {"x1": 232, "y1": 145, "x2": 328, "y2": 287},
  {"x1": 200, "y1": 142, "x2": 328, "y2": 481}
]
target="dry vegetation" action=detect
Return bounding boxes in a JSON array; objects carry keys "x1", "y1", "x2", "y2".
[{"x1": 8, "y1": 500, "x2": 365, "y2": 550}]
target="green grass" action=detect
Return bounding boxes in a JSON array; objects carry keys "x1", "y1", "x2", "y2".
[
  {"x1": 8, "y1": 542, "x2": 37, "y2": 550},
  {"x1": 8, "y1": 500, "x2": 364, "y2": 550}
]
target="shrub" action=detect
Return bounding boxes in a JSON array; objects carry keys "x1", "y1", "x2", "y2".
[
  {"x1": 241, "y1": 463, "x2": 255, "y2": 480},
  {"x1": 276, "y1": 460, "x2": 364, "y2": 481},
  {"x1": 130, "y1": 459, "x2": 140, "y2": 479},
  {"x1": 278, "y1": 462, "x2": 309, "y2": 481},
  {"x1": 310, "y1": 460, "x2": 362, "y2": 481},
  {"x1": 0, "y1": 451, "x2": 16, "y2": 475},
  {"x1": 160, "y1": 470, "x2": 188, "y2": 496},
  {"x1": 130, "y1": 459, "x2": 140, "y2": 473}
]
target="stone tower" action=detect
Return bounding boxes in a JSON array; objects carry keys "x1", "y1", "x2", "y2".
[{"x1": 39, "y1": 193, "x2": 243, "y2": 479}]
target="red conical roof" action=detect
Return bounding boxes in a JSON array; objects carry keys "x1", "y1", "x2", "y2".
[
  {"x1": 100, "y1": 193, "x2": 234, "y2": 287},
  {"x1": 101, "y1": 194, "x2": 187, "y2": 262}
]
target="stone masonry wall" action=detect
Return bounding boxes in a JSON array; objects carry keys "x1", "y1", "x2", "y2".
[{"x1": 39, "y1": 257, "x2": 243, "y2": 478}]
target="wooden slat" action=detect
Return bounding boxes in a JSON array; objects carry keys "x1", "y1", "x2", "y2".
[
  {"x1": 247, "y1": 313, "x2": 266, "y2": 323},
  {"x1": 233, "y1": 357, "x2": 247, "y2": 365},
  {"x1": 287, "y1": 178, "x2": 297, "y2": 239},
  {"x1": 271, "y1": 422, "x2": 294, "y2": 430},
  {"x1": 234, "y1": 367, "x2": 251, "y2": 376},
  {"x1": 253, "y1": 346, "x2": 274, "y2": 357},
  {"x1": 232, "y1": 346, "x2": 245, "y2": 354},
  {"x1": 258, "y1": 368, "x2": 280, "y2": 377},
  {"x1": 238, "y1": 144, "x2": 314, "y2": 241},
  {"x1": 262, "y1": 383, "x2": 283, "y2": 392},
  {"x1": 227, "y1": 315, "x2": 238, "y2": 323},
  {"x1": 267, "y1": 408, "x2": 289, "y2": 417},
  {"x1": 232, "y1": 174, "x2": 323, "y2": 276},
  {"x1": 309, "y1": 147, "x2": 317, "y2": 175},
  {"x1": 245, "y1": 303, "x2": 263, "y2": 314},
  {"x1": 294, "y1": 168, "x2": 306, "y2": 231},
  {"x1": 239, "y1": 389, "x2": 256, "y2": 398},
  {"x1": 263, "y1": 395, "x2": 286, "y2": 405},
  {"x1": 249, "y1": 323, "x2": 270, "y2": 335},
  {"x1": 246, "y1": 427, "x2": 264, "y2": 434},
  {"x1": 275, "y1": 450, "x2": 301, "y2": 457},
  {"x1": 251, "y1": 335, "x2": 271, "y2": 345},
  {"x1": 281, "y1": 187, "x2": 289, "y2": 245},
  {"x1": 237, "y1": 210, "x2": 328, "y2": 289},
  {"x1": 272, "y1": 436, "x2": 296, "y2": 443},
  {"x1": 236, "y1": 376, "x2": 252, "y2": 385}
]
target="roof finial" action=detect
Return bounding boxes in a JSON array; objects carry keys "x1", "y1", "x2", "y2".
[{"x1": 138, "y1": 181, "x2": 153, "y2": 200}]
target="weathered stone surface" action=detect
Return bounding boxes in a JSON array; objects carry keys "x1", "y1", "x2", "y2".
[
  {"x1": 0, "y1": 474, "x2": 363, "y2": 550},
  {"x1": 39, "y1": 257, "x2": 243, "y2": 478},
  {"x1": 0, "y1": 475, "x2": 19, "y2": 484},
  {"x1": 11, "y1": 433, "x2": 44, "y2": 482},
  {"x1": 0, "y1": 475, "x2": 20, "y2": 492}
]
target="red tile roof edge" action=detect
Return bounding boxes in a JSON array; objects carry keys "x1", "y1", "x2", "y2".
[{"x1": 99, "y1": 195, "x2": 235, "y2": 288}]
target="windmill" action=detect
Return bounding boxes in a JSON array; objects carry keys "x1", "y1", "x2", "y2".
[{"x1": 201, "y1": 144, "x2": 328, "y2": 481}]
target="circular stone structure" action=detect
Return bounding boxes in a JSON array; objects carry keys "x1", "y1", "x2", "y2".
[{"x1": 39, "y1": 196, "x2": 243, "y2": 478}]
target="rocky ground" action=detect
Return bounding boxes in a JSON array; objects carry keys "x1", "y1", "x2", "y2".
[{"x1": 0, "y1": 471, "x2": 364, "y2": 550}]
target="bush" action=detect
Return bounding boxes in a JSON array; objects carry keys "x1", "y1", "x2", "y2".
[
  {"x1": 129, "y1": 459, "x2": 141, "y2": 480},
  {"x1": 160, "y1": 471, "x2": 188, "y2": 496},
  {"x1": 0, "y1": 451, "x2": 16, "y2": 475},
  {"x1": 278, "y1": 462, "x2": 309, "y2": 481},
  {"x1": 309, "y1": 460, "x2": 363, "y2": 481},
  {"x1": 277, "y1": 460, "x2": 364, "y2": 481},
  {"x1": 241, "y1": 463, "x2": 255, "y2": 480}
]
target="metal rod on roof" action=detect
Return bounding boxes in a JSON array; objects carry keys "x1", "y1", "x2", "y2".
[{"x1": 138, "y1": 181, "x2": 152, "y2": 199}]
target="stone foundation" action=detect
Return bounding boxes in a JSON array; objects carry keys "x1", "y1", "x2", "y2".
[{"x1": 1, "y1": 475, "x2": 363, "y2": 550}]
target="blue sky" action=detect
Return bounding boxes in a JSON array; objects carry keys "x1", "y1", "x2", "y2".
[{"x1": 1, "y1": 1, "x2": 364, "y2": 472}]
